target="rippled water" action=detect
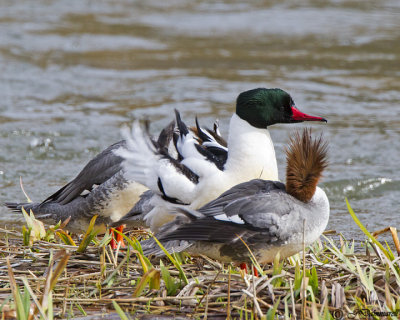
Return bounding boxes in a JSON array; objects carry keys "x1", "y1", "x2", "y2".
[{"x1": 1, "y1": 0, "x2": 399, "y2": 241}]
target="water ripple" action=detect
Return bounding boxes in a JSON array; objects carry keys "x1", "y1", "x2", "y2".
[{"x1": 323, "y1": 177, "x2": 398, "y2": 201}]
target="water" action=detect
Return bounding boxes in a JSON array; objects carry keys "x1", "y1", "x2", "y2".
[{"x1": 1, "y1": 0, "x2": 399, "y2": 242}]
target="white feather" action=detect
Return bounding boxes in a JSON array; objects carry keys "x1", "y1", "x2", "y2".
[
  {"x1": 214, "y1": 214, "x2": 245, "y2": 225},
  {"x1": 202, "y1": 140, "x2": 228, "y2": 152},
  {"x1": 156, "y1": 160, "x2": 196, "y2": 204},
  {"x1": 115, "y1": 122, "x2": 196, "y2": 204},
  {"x1": 114, "y1": 122, "x2": 160, "y2": 191}
]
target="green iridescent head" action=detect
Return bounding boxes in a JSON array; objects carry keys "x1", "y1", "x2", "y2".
[{"x1": 236, "y1": 88, "x2": 326, "y2": 128}]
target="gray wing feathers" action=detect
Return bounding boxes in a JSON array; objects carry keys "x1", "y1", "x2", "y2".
[
  {"x1": 159, "y1": 218, "x2": 248, "y2": 242},
  {"x1": 149, "y1": 181, "x2": 300, "y2": 250},
  {"x1": 199, "y1": 179, "x2": 285, "y2": 216},
  {"x1": 43, "y1": 140, "x2": 126, "y2": 205}
]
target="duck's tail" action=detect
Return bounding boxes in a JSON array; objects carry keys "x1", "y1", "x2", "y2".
[
  {"x1": 4, "y1": 201, "x2": 69, "y2": 224},
  {"x1": 285, "y1": 128, "x2": 328, "y2": 202},
  {"x1": 4, "y1": 202, "x2": 36, "y2": 213}
]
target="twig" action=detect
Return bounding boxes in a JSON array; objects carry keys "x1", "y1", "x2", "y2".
[
  {"x1": 19, "y1": 176, "x2": 32, "y2": 203},
  {"x1": 389, "y1": 227, "x2": 400, "y2": 256},
  {"x1": 252, "y1": 267, "x2": 263, "y2": 318},
  {"x1": 289, "y1": 278, "x2": 296, "y2": 320},
  {"x1": 227, "y1": 265, "x2": 231, "y2": 320},
  {"x1": 195, "y1": 270, "x2": 221, "y2": 310}
]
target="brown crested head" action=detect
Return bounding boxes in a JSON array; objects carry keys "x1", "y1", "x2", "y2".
[{"x1": 285, "y1": 128, "x2": 328, "y2": 203}]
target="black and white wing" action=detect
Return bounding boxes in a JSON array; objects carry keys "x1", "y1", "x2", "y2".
[
  {"x1": 194, "y1": 117, "x2": 227, "y2": 167},
  {"x1": 174, "y1": 110, "x2": 226, "y2": 171}
]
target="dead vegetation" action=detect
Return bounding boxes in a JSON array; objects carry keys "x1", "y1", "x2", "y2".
[{"x1": 0, "y1": 201, "x2": 399, "y2": 319}]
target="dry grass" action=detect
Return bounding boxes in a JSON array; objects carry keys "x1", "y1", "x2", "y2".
[{"x1": 1, "y1": 205, "x2": 400, "y2": 319}]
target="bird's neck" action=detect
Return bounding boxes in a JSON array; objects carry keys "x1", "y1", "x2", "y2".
[
  {"x1": 306, "y1": 186, "x2": 330, "y2": 233},
  {"x1": 310, "y1": 187, "x2": 329, "y2": 211},
  {"x1": 224, "y1": 114, "x2": 278, "y2": 181}
]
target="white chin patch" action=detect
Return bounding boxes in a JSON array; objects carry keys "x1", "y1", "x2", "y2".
[{"x1": 214, "y1": 214, "x2": 245, "y2": 225}]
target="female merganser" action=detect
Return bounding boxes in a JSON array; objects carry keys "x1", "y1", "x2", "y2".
[
  {"x1": 114, "y1": 88, "x2": 327, "y2": 231},
  {"x1": 5, "y1": 119, "x2": 225, "y2": 234},
  {"x1": 141, "y1": 128, "x2": 329, "y2": 264}
]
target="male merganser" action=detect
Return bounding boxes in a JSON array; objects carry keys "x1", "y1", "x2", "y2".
[
  {"x1": 114, "y1": 88, "x2": 327, "y2": 231},
  {"x1": 5, "y1": 119, "x2": 225, "y2": 234},
  {"x1": 141, "y1": 128, "x2": 329, "y2": 264}
]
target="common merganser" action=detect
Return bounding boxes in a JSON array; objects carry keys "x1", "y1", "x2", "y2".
[
  {"x1": 141, "y1": 128, "x2": 329, "y2": 264},
  {"x1": 4, "y1": 119, "x2": 225, "y2": 234},
  {"x1": 114, "y1": 88, "x2": 327, "y2": 231}
]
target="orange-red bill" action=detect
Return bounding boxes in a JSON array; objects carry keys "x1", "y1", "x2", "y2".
[{"x1": 291, "y1": 106, "x2": 327, "y2": 122}]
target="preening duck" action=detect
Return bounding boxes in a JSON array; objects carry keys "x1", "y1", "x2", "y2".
[
  {"x1": 114, "y1": 88, "x2": 327, "y2": 231},
  {"x1": 4, "y1": 118, "x2": 225, "y2": 235},
  {"x1": 141, "y1": 128, "x2": 330, "y2": 264}
]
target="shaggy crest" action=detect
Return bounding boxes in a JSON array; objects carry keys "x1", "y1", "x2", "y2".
[{"x1": 285, "y1": 128, "x2": 328, "y2": 202}]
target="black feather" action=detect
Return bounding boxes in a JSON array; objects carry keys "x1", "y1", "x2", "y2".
[
  {"x1": 174, "y1": 109, "x2": 189, "y2": 137},
  {"x1": 155, "y1": 120, "x2": 175, "y2": 155},
  {"x1": 194, "y1": 144, "x2": 225, "y2": 171},
  {"x1": 195, "y1": 117, "x2": 212, "y2": 143}
]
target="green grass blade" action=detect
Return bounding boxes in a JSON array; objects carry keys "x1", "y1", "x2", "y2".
[
  {"x1": 112, "y1": 230, "x2": 154, "y2": 272},
  {"x1": 7, "y1": 258, "x2": 27, "y2": 320},
  {"x1": 47, "y1": 291, "x2": 54, "y2": 320},
  {"x1": 346, "y1": 198, "x2": 391, "y2": 260},
  {"x1": 112, "y1": 300, "x2": 130, "y2": 320},
  {"x1": 21, "y1": 277, "x2": 48, "y2": 320},
  {"x1": 309, "y1": 266, "x2": 319, "y2": 297},
  {"x1": 22, "y1": 285, "x2": 31, "y2": 317},
  {"x1": 152, "y1": 235, "x2": 189, "y2": 285},
  {"x1": 22, "y1": 225, "x2": 31, "y2": 246},
  {"x1": 266, "y1": 297, "x2": 280, "y2": 320},
  {"x1": 133, "y1": 268, "x2": 160, "y2": 297},
  {"x1": 77, "y1": 215, "x2": 100, "y2": 253},
  {"x1": 294, "y1": 262, "x2": 302, "y2": 292},
  {"x1": 75, "y1": 302, "x2": 86, "y2": 316},
  {"x1": 160, "y1": 260, "x2": 179, "y2": 296},
  {"x1": 56, "y1": 230, "x2": 77, "y2": 246}
]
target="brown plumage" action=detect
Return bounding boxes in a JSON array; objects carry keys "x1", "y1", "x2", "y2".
[{"x1": 285, "y1": 128, "x2": 328, "y2": 203}]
